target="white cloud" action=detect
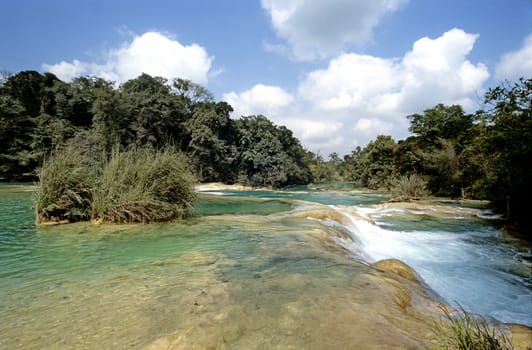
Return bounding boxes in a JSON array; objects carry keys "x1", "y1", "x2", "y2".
[
  {"x1": 261, "y1": 0, "x2": 407, "y2": 60},
  {"x1": 227, "y1": 28, "x2": 489, "y2": 156},
  {"x1": 223, "y1": 84, "x2": 294, "y2": 118},
  {"x1": 398, "y1": 28, "x2": 489, "y2": 112},
  {"x1": 353, "y1": 118, "x2": 394, "y2": 135},
  {"x1": 43, "y1": 59, "x2": 88, "y2": 82},
  {"x1": 286, "y1": 119, "x2": 343, "y2": 143},
  {"x1": 43, "y1": 31, "x2": 213, "y2": 84},
  {"x1": 298, "y1": 53, "x2": 398, "y2": 112},
  {"x1": 495, "y1": 33, "x2": 532, "y2": 81},
  {"x1": 282, "y1": 118, "x2": 346, "y2": 153},
  {"x1": 299, "y1": 28, "x2": 488, "y2": 118}
]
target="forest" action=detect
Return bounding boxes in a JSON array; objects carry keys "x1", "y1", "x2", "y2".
[{"x1": 0, "y1": 71, "x2": 530, "y2": 232}]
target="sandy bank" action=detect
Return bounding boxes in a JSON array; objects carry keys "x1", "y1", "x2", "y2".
[{"x1": 195, "y1": 182, "x2": 255, "y2": 192}]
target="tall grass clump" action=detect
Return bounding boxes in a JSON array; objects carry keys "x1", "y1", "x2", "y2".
[
  {"x1": 34, "y1": 143, "x2": 98, "y2": 223},
  {"x1": 432, "y1": 305, "x2": 513, "y2": 350},
  {"x1": 389, "y1": 173, "x2": 430, "y2": 201},
  {"x1": 91, "y1": 146, "x2": 196, "y2": 223},
  {"x1": 35, "y1": 143, "x2": 196, "y2": 224}
]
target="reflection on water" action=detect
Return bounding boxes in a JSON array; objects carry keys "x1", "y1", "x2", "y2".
[{"x1": 0, "y1": 185, "x2": 530, "y2": 349}]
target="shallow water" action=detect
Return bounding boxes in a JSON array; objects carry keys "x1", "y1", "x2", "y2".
[{"x1": 0, "y1": 185, "x2": 530, "y2": 349}]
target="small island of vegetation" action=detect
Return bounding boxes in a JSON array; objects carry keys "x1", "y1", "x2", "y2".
[{"x1": 34, "y1": 144, "x2": 196, "y2": 224}]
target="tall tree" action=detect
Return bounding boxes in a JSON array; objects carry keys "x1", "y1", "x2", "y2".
[
  {"x1": 120, "y1": 74, "x2": 182, "y2": 148},
  {"x1": 0, "y1": 95, "x2": 34, "y2": 179},
  {"x1": 235, "y1": 115, "x2": 311, "y2": 188},
  {"x1": 91, "y1": 80, "x2": 129, "y2": 151},
  {"x1": 404, "y1": 104, "x2": 476, "y2": 196},
  {"x1": 1, "y1": 70, "x2": 45, "y2": 117},
  {"x1": 407, "y1": 104, "x2": 473, "y2": 143},
  {"x1": 480, "y1": 78, "x2": 532, "y2": 228},
  {"x1": 355, "y1": 135, "x2": 398, "y2": 189},
  {"x1": 185, "y1": 101, "x2": 237, "y2": 182}
]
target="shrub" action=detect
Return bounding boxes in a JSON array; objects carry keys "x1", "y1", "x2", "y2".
[
  {"x1": 432, "y1": 305, "x2": 513, "y2": 350},
  {"x1": 34, "y1": 143, "x2": 98, "y2": 223},
  {"x1": 91, "y1": 146, "x2": 196, "y2": 223},
  {"x1": 35, "y1": 144, "x2": 196, "y2": 224},
  {"x1": 389, "y1": 173, "x2": 429, "y2": 200}
]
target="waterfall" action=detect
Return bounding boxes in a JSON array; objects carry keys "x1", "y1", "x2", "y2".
[{"x1": 320, "y1": 205, "x2": 532, "y2": 326}]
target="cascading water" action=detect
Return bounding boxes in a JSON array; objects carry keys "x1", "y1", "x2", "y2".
[
  {"x1": 328, "y1": 204, "x2": 532, "y2": 326},
  {"x1": 210, "y1": 188, "x2": 531, "y2": 326}
]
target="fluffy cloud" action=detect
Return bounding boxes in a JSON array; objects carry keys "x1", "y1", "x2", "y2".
[
  {"x1": 284, "y1": 119, "x2": 345, "y2": 152},
  {"x1": 223, "y1": 84, "x2": 294, "y2": 118},
  {"x1": 495, "y1": 33, "x2": 532, "y2": 81},
  {"x1": 227, "y1": 29, "x2": 489, "y2": 156},
  {"x1": 354, "y1": 118, "x2": 394, "y2": 135},
  {"x1": 43, "y1": 31, "x2": 213, "y2": 84},
  {"x1": 299, "y1": 28, "x2": 489, "y2": 116},
  {"x1": 261, "y1": 0, "x2": 407, "y2": 60},
  {"x1": 298, "y1": 53, "x2": 398, "y2": 112}
]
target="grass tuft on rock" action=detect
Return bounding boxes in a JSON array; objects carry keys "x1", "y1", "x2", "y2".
[
  {"x1": 432, "y1": 305, "x2": 513, "y2": 350},
  {"x1": 393, "y1": 287, "x2": 412, "y2": 312}
]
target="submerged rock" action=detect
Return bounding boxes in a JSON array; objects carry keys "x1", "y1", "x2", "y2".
[
  {"x1": 371, "y1": 258, "x2": 422, "y2": 284},
  {"x1": 508, "y1": 324, "x2": 532, "y2": 350}
]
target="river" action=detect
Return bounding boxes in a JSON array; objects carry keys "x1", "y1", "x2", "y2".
[{"x1": 0, "y1": 184, "x2": 530, "y2": 349}]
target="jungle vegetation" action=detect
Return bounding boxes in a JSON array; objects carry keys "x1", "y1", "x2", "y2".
[{"x1": 0, "y1": 71, "x2": 530, "y2": 230}]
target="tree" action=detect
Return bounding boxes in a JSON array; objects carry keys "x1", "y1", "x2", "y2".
[
  {"x1": 404, "y1": 104, "x2": 477, "y2": 196},
  {"x1": 309, "y1": 152, "x2": 341, "y2": 182},
  {"x1": 58, "y1": 76, "x2": 111, "y2": 128},
  {"x1": 407, "y1": 104, "x2": 473, "y2": 143},
  {"x1": 185, "y1": 101, "x2": 237, "y2": 182},
  {"x1": 0, "y1": 95, "x2": 34, "y2": 179},
  {"x1": 480, "y1": 78, "x2": 532, "y2": 229},
  {"x1": 342, "y1": 147, "x2": 362, "y2": 182},
  {"x1": 1, "y1": 70, "x2": 46, "y2": 117},
  {"x1": 120, "y1": 74, "x2": 183, "y2": 148},
  {"x1": 0, "y1": 70, "x2": 317, "y2": 189},
  {"x1": 235, "y1": 115, "x2": 311, "y2": 188},
  {"x1": 353, "y1": 135, "x2": 398, "y2": 189},
  {"x1": 172, "y1": 78, "x2": 213, "y2": 113},
  {"x1": 91, "y1": 81, "x2": 130, "y2": 151}
]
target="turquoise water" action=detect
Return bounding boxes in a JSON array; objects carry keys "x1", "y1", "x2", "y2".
[
  {"x1": 200, "y1": 188, "x2": 532, "y2": 326},
  {"x1": 0, "y1": 185, "x2": 531, "y2": 349},
  {"x1": 206, "y1": 188, "x2": 387, "y2": 206}
]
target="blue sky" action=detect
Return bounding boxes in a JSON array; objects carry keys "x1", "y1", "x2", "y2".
[{"x1": 1, "y1": 0, "x2": 531, "y2": 155}]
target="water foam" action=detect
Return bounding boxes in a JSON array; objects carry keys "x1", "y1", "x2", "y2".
[{"x1": 324, "y1": 205, "x2": 532, "y2": 326}]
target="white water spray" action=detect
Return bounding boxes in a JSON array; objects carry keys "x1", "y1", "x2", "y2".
[{"x1": 324, "y1": 205, "x2": 532, "y2": 326}]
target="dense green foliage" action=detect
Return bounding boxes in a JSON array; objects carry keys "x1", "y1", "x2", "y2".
[
  {"x1": 0, "y1": 71, "x2": 313, "y2": 188},
  {"x1": 1, "y1": 70, "x2": 530, "y2": 231},
  {"x1": 235, "y1": 115, "x2": 312, "y2": 187}
]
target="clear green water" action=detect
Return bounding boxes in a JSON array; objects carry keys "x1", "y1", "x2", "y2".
[{"x1": 0, "y1": 185, "x2": 530, "y2": 349}]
